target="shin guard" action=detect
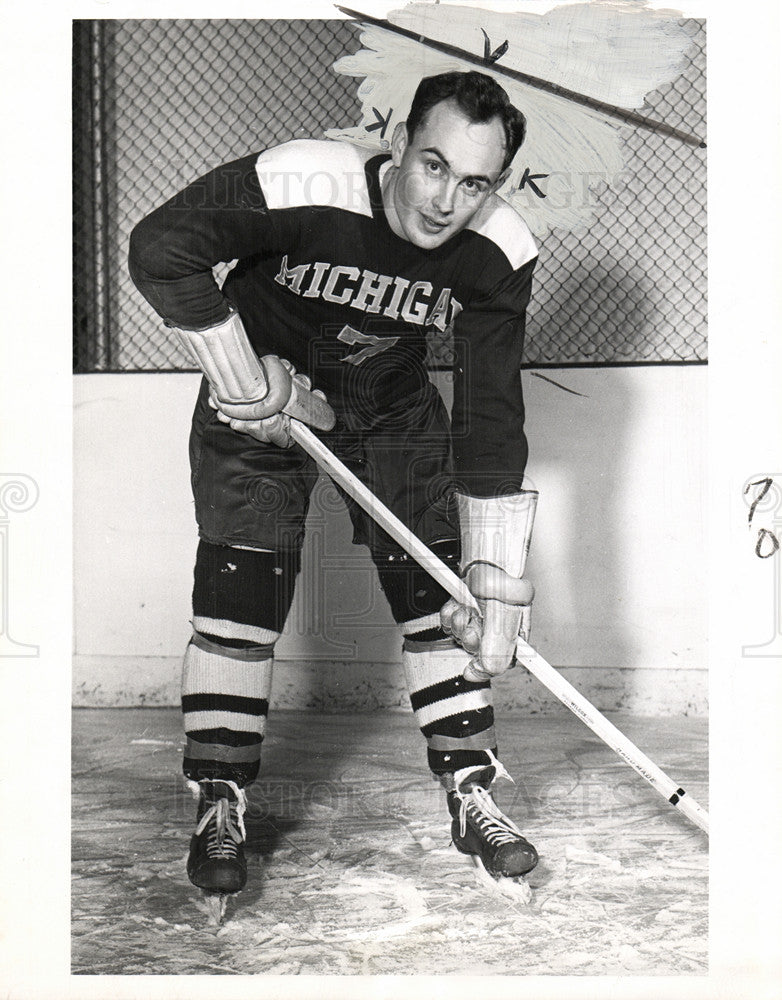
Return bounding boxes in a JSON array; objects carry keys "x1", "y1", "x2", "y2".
[
  {"x1": 182, "y1": 631, "x2": 275, "y2": 787},
  {"x1": 401, "y1": 632, "x2": 498, "y2": 778}
]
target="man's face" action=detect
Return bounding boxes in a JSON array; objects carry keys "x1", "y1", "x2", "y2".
[{"x1": 387, "y1": 98, "x2": 508, "y2": 250}]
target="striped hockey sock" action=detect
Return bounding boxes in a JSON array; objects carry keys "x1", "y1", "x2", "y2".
[
  {"x1": 401, "y1": 614, "x2": 498, "y2": 780},
  {"x1": 181, "y1": 629, "x2": 277, "y2": 787}
]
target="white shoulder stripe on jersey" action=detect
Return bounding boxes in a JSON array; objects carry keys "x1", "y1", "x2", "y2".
[
  {"x1": 254, "y1": 139, "x2": 374, "y2": 217},
  {"x1": 467, "y1": 195, "x2": 538, "y2": 271}
]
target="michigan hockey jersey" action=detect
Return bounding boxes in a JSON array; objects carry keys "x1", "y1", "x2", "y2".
[{"x1": 128, "y1": 139, "x2": 538, "y2": 496}]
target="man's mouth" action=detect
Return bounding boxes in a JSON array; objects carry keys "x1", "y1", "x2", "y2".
[{"x1": 420, "y1": 213, "x2": 449, "y2": 234}]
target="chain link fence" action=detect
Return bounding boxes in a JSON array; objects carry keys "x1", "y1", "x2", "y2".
[
  {"x1": 73, "y1": 17, "x2": 706, "y2": 372},
  {"x1": 524, "y1": 17, "x2": 706, "y2": 365}
]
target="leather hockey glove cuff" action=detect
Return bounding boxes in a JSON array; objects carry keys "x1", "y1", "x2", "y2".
[
  {"x1": 172, "y1": 309, "x2": 335, "y2": 431},
  {"x1": 441, "y1": 490, "x2": 538, "y2": 682}
]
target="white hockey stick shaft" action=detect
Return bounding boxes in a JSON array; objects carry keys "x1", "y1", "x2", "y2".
[
  {"x1": 513, "y1": 639, "x2": 709, "y2": 834},
  {"x1": 290, "y1": 421, "x2": 709, "y2": 836},
  {"x1": 290, "y1": 422, "x2": 481, "y2": 614}
]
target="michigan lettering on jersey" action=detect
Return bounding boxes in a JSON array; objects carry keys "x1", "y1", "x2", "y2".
[{"x1": 273, "y1": 255, "x2": 462, "y2": 333}]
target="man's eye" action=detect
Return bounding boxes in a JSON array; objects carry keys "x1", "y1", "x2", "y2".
[
  {"x1": 463, "y1": 179, "x2": 481, "y2": 195},
  {"x1": 426, "y1": 160, "x2": 442, "y2": 175}
]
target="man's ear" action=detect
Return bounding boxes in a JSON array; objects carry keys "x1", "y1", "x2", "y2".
[{"x1": 391, "y1": 121, "x2": 409, "y2": 166}]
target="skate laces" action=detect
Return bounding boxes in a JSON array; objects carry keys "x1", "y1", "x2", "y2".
[
  {"x1": 452, "y1": 752, "x2": 524, "y2": 846},
  {"x1": 192, "y1": 781, "x2": 247, "y2": 860},
  {"x1": 456, "y1": 783, "x2": 526, "y2": 845}
]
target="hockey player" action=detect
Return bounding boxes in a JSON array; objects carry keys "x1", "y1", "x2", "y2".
[{"x1": 128, "y1": 70, "x2": 540, "y2": 909}]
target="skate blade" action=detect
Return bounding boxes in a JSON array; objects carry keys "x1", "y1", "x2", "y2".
[
  {"x1": 470, "y1": 855, "x2": 533, "y2": 906},
  {"x1": 202, "y1": 891, "x2": 229, "y2": 926}
]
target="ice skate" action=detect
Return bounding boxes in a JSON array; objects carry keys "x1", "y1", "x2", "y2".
[
  {"x1": 187, "y1": 779, "x2": 248, "y2": 924},
  {"x1": 447, "y1": 760, "x2": 538, "y2": 892}
]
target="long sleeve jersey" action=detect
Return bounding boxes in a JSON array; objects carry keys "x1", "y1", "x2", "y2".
[{"x1": 128, "y1": 139, "x2": 538, "y2": 497}]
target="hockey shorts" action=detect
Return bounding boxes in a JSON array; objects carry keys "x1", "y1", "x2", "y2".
[{"x1": 188, "y1": 376, "x2": 458, "y2": 558}]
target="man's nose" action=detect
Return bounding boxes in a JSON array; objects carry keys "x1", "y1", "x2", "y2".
[{"x1": 432, "y1": 180, "x2": 457, "y2": 215}]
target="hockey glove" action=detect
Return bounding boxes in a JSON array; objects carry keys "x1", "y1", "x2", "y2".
[
  {"x1": 172, "y1": 309, "x2": 335, "y2": 442},
  {"x1": 441, "y1": 564, "x2": 534, "y2": 682},
  {"x1": 441, "y1": 491, "x2": 538, "y2": 683},
  {"x1": 210, "y1": 368, "x2": 327, "y2": 449}
]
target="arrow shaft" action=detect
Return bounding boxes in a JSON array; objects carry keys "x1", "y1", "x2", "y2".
[{"x1": 336, "y1": 5, "x2": 705, "y2": 149}]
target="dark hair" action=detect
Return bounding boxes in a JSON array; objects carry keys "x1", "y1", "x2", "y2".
[{"x1": 406, "y1": 71, "x2": 526, "y2": 173}]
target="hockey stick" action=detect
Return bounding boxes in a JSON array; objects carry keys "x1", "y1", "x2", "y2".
[
  {"x1": 290, "y1": 420, "x2": 709, "y2": 836},
  {"x1": 335, "y1": 6, "x2": 706, "y2": 149}
]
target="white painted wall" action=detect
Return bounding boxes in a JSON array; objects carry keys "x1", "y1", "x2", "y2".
[{"x1": 74, "y1": 366, "x2": 707, "y2": 712}]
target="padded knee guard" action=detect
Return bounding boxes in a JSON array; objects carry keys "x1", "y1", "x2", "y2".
[
  {"x1": 374, "y1": 538, "x2": 459, "y2": 641},
  {"x1": 193, "y1": 540, "x2": 300, "y2": 640}
]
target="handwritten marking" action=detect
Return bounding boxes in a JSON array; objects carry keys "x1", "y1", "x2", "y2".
[
  {"x1": 366, "y1": 106, "x2": 392, "y2": 139},
  {"x1": 518, "y1": 167, "x2": 549, "y2": 198},
  {"x1": 756, "y1": 529, "x2": 780, "y2": 560},
  {"x1": 481, "y1": 28, "x2": 509, "y2": 64},
  {"x1": 745, "y1": 477, "x2": 780, "y2": 558},
  {"x1": 745, "y1": 477, "x2": 773, "y2": 526}
]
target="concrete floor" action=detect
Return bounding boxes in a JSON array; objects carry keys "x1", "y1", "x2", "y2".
[{"x1": 72, "y1": 707, "x2": 708, "y2": 976}]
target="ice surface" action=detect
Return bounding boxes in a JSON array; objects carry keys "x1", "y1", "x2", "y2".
[{"x1": 72, "y1": 708, "x2": 708, "y2": 975}]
